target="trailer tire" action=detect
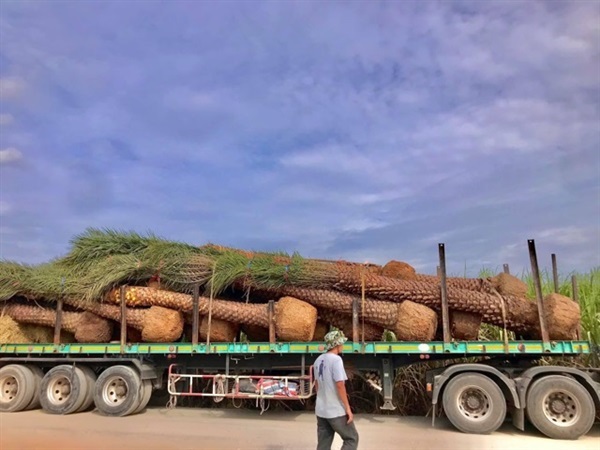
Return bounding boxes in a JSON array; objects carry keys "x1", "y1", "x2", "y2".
[
  {"x1": 94, "y1": 365, "x2": 141, "y2": 417},
  {"x1": 40, "y1": 365, "x2": 88, "y2": 415},
  {"x1": 442, "y1": 372, "x2": 506, "y2": 434},
  {"x1": 0, "y1": 364, "x2": 36, "y2": 412},
  {"x1": 25, "y1": 365, "x2": 44, "y2": 410},
  {"x1": 526, "y1": 375, "x2": 595, "y2": 440},
  {"x1": 133, "y1": 380, "x2": 153, "y2": 414},
  {"x1": 76, "y1": 366, "x2": 97, "y2": 412}
]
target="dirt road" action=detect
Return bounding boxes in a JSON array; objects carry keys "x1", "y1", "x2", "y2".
[{"x1": 1, "y1": 408, "x2": 598, "y2": 450}]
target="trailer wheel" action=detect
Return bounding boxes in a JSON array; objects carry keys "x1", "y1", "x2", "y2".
[
  {"x1": 76, "y1": 366, "x2": 97, "y2": 412},
  {"x1": 25, "y1": 365, "x2": 44, "y2": 410},
  {"x1": 442, "y1": 372, "x2": 506, "y2": 434},
  {"x1": 0, "y1": 364, "x2": 36, "y2": 412},
  {"x1": 94, "y1": 365, "x2": 141, "y2": 417},
  {"x1": 40, "y1": 365, "x2": 88, "y2": 414},
  {"x1": 133, "y1": 380, "x2": 153, "y2": 414},
  {"x1": 526, "y1": 375, "x2": 595, "y2": 440}
]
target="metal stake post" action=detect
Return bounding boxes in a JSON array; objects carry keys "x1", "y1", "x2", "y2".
[
  {"x1": 120, "y1": 286, "x2": 127, "y2": 354},
  {"x1": 528, "y1": 240, "x2": 549, "y2": 343},
  {"x1": 551, "y1": 253, "x2": 559, "y2": 293},
  {"x1": 352, "y1": 297, "x2": 360, "y2": 343},
  {"x1": 268, "y1": 300, "x2": 276, "y2": 344},
  {"x1": 503, "y1": 264, "x2": 510, "y2": 275},
  {"x1": 571, "y1": 275, "x2": 581, "y2": 340},
  {"x1": 53, "y1": 277, "x2": 65, "y2": 346},
  {"x1": 438, "y1": 244, "x2": 451, "y2": 344},
  {"x1": 192, "y1": 284, "x2": 200, "y2": 347}
]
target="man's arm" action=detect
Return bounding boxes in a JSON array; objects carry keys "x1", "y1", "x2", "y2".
[{"x1": 335, "y1": 381, "x2": 353, "y2": 423}]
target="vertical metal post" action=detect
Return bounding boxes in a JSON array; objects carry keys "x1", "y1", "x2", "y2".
[
  {"x1": 268, "y1": 300, "x2": 276, "y2": 344},
  {"x1": 120, "y1": 286, "x2": 127, "y2": 353},
  {"x1": 352, "y1": 296, "x2": 360, "y2": 343},
  {"x1": 503, "y1": 264, "x2": 510, "y2": 274},
  {"x1": 438, "y1": 244, "x2": 450, "y2": 343},
  {"x1": 551, "y1": 253, "x2": 559, "y2": 293},
  {"x1": 192, "y1": 283, "x2": 200, "y2": 347},
  {"x1": 571, "y1": 275, "x2": 581, "y2": 340},
  {"x1": 436, "y1": 266, "x2": 441, "y2": 277},
  {"x1": 53, "y1": 277, "x2": 65, "y2": 346},
  {"x1": 53, "y1": 299, "x2": 64, "y2": 346},
  {"x1": 528, "y1": 239, "x2": 549, "y2": 343}
]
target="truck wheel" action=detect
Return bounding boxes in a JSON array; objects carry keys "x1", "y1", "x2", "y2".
[
  {"x1": 40, "y1": 365, "x2": 88, "y2": 414},
  {"x1": 94, "y1": 365, "x2": 141, "y2": 417},
  {"x1": 526, "y1": 375, "x2": 595, "y2": 440},
  {"x1": 442, "y1": 372, "x2": 506, "y2": 434},
  {"x1": 76, "y1": 366, "x2": 97, "y2": 412},
  {"x1": 133, "y1": 380, "x2": 153, "y2": 414},
  {"x1": 25, "y1": 365, "x2": 45, "y2": 410},
  {"x1": 0, "y1": 364, "x2": 36, "y2": 412}
]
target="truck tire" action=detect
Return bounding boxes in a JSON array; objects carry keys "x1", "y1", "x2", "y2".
[
  {"x1": 442, "y1": 372, "x2": 506, "y2": 434},
  {"x1": 0, "y1": 364, "x2": 36, "y2": 412},
  {"x1": 25, "y1": 365, "x2": 45, "y2": 410},
  {"x1": 133, "y1": 380, "x2": 153, "y2": 414},
  {"x1": 40, "y1": 365, "x2": 88, "y2": 415},
  {"x1": 76, "y1": 366, "x2": 97, "y2": 412},
  {"x1": 94, "y1": 365, "x2": 142, "y2": 417},
  {"x1": 526, "y1": 375, "x2": 595, "y2": 440}
]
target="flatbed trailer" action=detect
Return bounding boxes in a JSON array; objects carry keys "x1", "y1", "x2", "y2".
[{"x1": 1, "y1": 339, "x2": 597, "y2": 440}]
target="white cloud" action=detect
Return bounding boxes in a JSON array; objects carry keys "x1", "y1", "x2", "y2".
[
  {"x1": 0, "y1": 201, "x2": 11, "y2": 216},
  {"x1": 538, "y1": 227, "x2": 592, "y2": 246},
  {"x1": 0, "y1": 77, "x2": 25, "y2": 98},
  {"x1": 0, "y1": 113, "x2": 14, "y2": 126},
  {"x1": 0, "y1": 147, "x2": 23, "y2": 165}
]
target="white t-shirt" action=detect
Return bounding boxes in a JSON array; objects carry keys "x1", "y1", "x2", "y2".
[{"x1": 314, "y1": 352, "x2": 348, "y2": 419}]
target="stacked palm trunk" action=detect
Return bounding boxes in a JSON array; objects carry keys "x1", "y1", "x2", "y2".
[{"x1": 0, "y1": 229, "x2": 581, "y2": 344}]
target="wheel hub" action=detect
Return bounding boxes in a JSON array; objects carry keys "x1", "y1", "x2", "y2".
[
  {"x1": 47, "y1": 376, "x2": 72, "y2": 405},
  {"x1": 550, "y1": 398, "x2": 566, "y2": 414},
  {"x1": 543, "y1": 390, "x2": 580, "y2": 427},
  {"x1": 0, "y1": 375, "x2": 18, "y2": 403},
  {"x1": 103, "y1": 376, "x2": 129, "y2": 406},
  {"x1": 458, "y1": 387, "x2": 490, "y2": 419}
]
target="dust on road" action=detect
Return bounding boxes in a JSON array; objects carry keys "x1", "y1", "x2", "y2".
[{"x1": 1, "y1": 408, "x2": 598, "y2": 450}]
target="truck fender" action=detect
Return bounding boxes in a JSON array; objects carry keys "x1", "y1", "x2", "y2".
[
  {"x1": 430, "y1": 364, "x2": 520, "y2": 408},
  {"x1": 514, "y1": 366, "x2": 600, "y2": 414}
]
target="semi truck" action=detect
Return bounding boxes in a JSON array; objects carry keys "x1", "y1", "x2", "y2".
[{"x1": 0, "y1": 336, "x2": 597, "y2": 440}]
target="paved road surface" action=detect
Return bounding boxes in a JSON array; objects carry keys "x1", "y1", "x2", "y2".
[{"x1": 1, "y1": 408, "x2": 598, "y2": 450}]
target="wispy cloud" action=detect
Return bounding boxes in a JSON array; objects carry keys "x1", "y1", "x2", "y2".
[
  {"x1": 0, "y1": 1, "x2": 598, "y2": 273},
  {"x1": 0, "y1": 147, "x2": 23, "y2": 165}
]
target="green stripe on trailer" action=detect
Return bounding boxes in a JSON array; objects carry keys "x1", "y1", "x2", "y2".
[{"x1": 0, "y1": 340, "x2": 590, "y2": 356}]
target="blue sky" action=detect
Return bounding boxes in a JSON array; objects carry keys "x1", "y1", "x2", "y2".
[{"x1": 1, "y1": 0, "x2": 599, "y2": 275}]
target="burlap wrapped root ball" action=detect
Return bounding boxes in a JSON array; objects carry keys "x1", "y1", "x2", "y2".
[
  {"x1": 275, "y1": 297, "x2": 318, "y2": 341},
  {"x1": 200, "y1": 317, "x2": 239, "y2": 342},
  {"x1": 450, "y1": 311, "x2": 482, "y2": 340},
  {"x1": 489, "y1": 273, "x2": 528, "y2": 298},
  {"x1": 381, "y1": 261, "x2": 416, "y2": 280},
  {"x1": 75, "y1": 312, "x2": 114, "y2": 343},
  {"x1": 544, "y1": 293, "x2": 580, "y2": 340},
  {"x1": 140, "y1": 306, "x2": 184, "y2": 342},
  {"x1": 393, "y1": 301, "x2": 437, "y2": 341}
]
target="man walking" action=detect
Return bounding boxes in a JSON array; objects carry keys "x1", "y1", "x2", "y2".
[{"x1": 313, "y1": 330, "x2": 359, "y2": 450}]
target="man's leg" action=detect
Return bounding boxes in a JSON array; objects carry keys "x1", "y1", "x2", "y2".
[
  {"x1": 316, "y1": 416, "x2": 335, "y2": 450},
  {"x1": 328, "y1": 416, "x2": 359, "y2": 450}
]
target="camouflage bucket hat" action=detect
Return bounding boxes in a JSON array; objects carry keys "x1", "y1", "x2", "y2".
[{"x1": 324, "y1": 330, "x2": 347, "y2": 350}]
